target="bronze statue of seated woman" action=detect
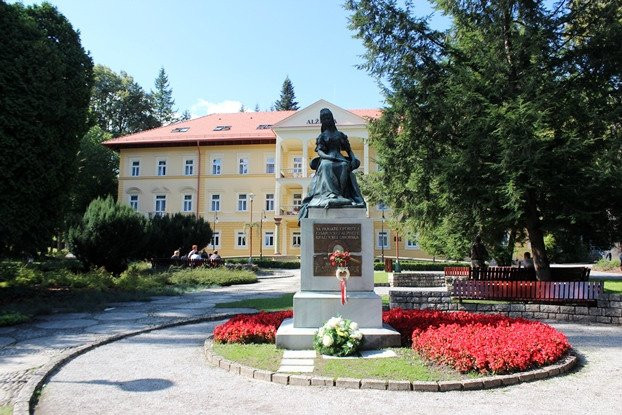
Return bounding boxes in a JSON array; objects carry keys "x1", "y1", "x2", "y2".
[{"x1": 298, "y1": 108, "x2": 366, "y2": 221}]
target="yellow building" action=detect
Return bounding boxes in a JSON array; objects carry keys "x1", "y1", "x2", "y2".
[{"x1": 103, "y1": 99, "x2": 433, "y2": 260}]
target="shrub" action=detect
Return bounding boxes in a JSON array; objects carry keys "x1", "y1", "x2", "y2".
[
  {"x1": 167, "y1": 267, "x2": 257, "y2": 286},
  {"x1": 227, "y1": 258, "x2": 300, "y2": 269},
  {"x1": 0, "y1": 311, "x2": 30, "y2": 326},
  {"x1": 144, "y1": 213, "x2": 212, "y2": 259},
  {"x1": 213, "y1": 311, "x2": 293, "y2": 343},
  {"x1": 594, "y1": 258, "x2": 621, "y2": 272},
  {"x1": 68, "y1": 196, "x2": 147, "y2": 275}
]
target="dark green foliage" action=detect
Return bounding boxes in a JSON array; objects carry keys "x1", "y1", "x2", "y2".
[
  {"x1": 66, "y1": 126, "x2": 119, "y2": 227},
  {"x1": 151, "y1": 67, "x2": 176, "y2": 125},
  {"x1": 0, "y1": 2, "x2": 93, "y2": 256},
  {"x1": 90, "y1": 64, "x2": 159, "y2": 137},
  {"x1": 227, "y1": 258, "x2": 301, "y2": 269},
  {"x1": 144, "y1": 213, "x2": 213, "y2": 259},
  {"x1": 68, "y1": 196, "x2": 147, "y2": 275},
  {"x1": 373, "y1": 261, "x2": 465, "y2": 271},
  {"x1": 180, "y1": 110, "x2": 191, "y2": 121},
  {"x1": 274, "y1": 76, "x2": 299, "y2": 110},
  {"x1": 347, "y1": 0, "x2": 622, "y2": 277}
]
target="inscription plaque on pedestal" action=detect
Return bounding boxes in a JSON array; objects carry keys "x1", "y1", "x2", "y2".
[
  {"x1": 313, "y1": 223, "x2": 362, "y2": 277},
  {"x1": 313, "y1": 223, "x2": 361, "y2": 253}
]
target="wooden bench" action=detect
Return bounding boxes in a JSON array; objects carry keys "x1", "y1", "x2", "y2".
[
  {"x1": 444, "y1": 266, "x2": 590, "y2": 282},
  {"x1": 445, "y1": 266, "x2": 536, "y2": 281},
  {"x1": 452, "y1": 280, "x2": 603, "y2": 304}
]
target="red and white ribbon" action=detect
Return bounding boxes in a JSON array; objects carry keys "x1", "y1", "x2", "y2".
[{"x1": 335, "y1": 267, "x2": 350, "y2": 305}]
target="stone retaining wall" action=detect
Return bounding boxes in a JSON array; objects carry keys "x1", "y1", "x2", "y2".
[
  {"x1": 389, "y1": 290, "x2": 622, "y2": 325},
  {"x1": 389, "y1": 272, "x2": 445, "y2": 288}
]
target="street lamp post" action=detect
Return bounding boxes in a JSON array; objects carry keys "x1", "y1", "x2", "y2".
[
  {"x1": 381, "y1": 210, "x2": 386, "y2": 263},
  {"x1": 212, "y1": 212, "x2": 219, "y2": 251},
  {"x1": 259, "y1": 210, "x2": 266, "y2": 260},
  {"x1": 248, "y1": 193, "x2": 254, "y2": 263}
]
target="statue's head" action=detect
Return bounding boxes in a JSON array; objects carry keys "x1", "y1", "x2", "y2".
[{"x1": 320, "y1": 108, "x2": 336, "y2": 132}]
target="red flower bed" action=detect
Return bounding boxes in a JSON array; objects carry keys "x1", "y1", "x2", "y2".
[
  {"x1": 383, "y1": 308, "x2": 570, "y2": 374},
  {"x1": 213, "y1": 310, "x2": 292, "y2": 344}
]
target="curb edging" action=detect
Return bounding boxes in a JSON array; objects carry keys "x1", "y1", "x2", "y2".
[{"x1": 204, "y1": 339, "x2": 578, "y2": 392}]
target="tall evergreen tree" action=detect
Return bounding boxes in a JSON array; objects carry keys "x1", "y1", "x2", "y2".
[
  {"x1": 151, "y1": 67, "x2": 176, "y2": 125},
  {"x1": 254, "y1": 103, "x2": 260, "y2": 112},
  {"x1": 0, "y1": 2, "x2": 93, "y2": 256},
  {"x1": 239, "y1": 104, "x2": 246, "y2": 112},
  {"x1": 347, "y1": 0, "x2": 622, "y2": 279},
  {"x1": 180, "y1": 110, "x2": 191, "y2": 121},
  {"x1": 274, "y1": 76, "x2": 300, "y2": 110}
]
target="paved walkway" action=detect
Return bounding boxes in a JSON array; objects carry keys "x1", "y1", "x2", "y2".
[
  {"x1": 35, "y1": 319, "x2": 622, "y2": 415},
  {"x1": 0, "y1": 270, "x2": 299, "y2": 408}
]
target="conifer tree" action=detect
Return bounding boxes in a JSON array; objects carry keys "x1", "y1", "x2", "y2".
[
  {"x1": 274, "y1": 76, "x2": 299, "y2": 110},
  {"x1": 347, "y1": 0, "x2": 622, "y2": 279},
  {"x1": 152, "y1": 67, "x2": 176, "y2": 125}
]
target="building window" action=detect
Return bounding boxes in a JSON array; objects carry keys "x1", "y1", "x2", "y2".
[
  {"x1": 157, "y1": 160, "x2": 167, "y2": 176},
  {"x1": 211, "y1": 194, "x2": 220, "y2": 212},
  {"x1": 171, "y1": 127, "x2": 189, "y2": 133},
  {"x1": 236, "y1": 231, "x2": 247, "y2": 247},
  {"x1": 264, "y1": 231, "x2": 274, "y2": 247},
  {"x1": 378, "y1": 231, "x2": 389, "y2": 249},
  {"x1": 130, "y1": 160, "x2": 140, "y2": 177},
  {"x1": 129, "y1": 195, "x2": 139, "y2": 210},
  {"x1": 293, "y1": 156, "x2": 303, "y2": 177},
  {"x1": 238, "y1": 194, "x2": 248, "y2": 211},
  {"x1": 265, "y1": 193, "x2": 274, "y2": 211},
  {"x1": 155, "y1": 195, "x2": 166, "y2": 216},
  {"x1": 406, "y1": 239, "x2": 419, "y2": 249},
  {"x1": 212, "y1": 158, "x2": 222, "y2": 175},
  {"x1": 182, "y1": 194, "x2": 193, "y2": 212},
  {"x1": 292, "y1": 232, "x2": 301, "y2": 247},
  {"x1": 293, "y1": 193, "x2": 302, "y2": 211},
  {"x1": 265, "y1": 156, "x2": 275, "y2": 174},
  {"x1": 184, "y1": 159, "x2": 194, "y2": 176},
  {"x1": 239, "y1": 158, "x2": 249, "y2": 174},
  {"x1": 212, "y1": 231, "x2": 220, "y2": 247}
]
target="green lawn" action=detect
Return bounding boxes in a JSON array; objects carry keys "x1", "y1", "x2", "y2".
[
  {"x1": 603, "y1": 279, "x2": 622, "y2": 294},
  {"x1": 215, "y1": 292, "x2": 390, "y2": 310},
  {"x1": 215, "y1": 293, "x2": 294, "y2": 311},
  {"x1": 0, "y1": 406, "x2": 11, "y2": 415},
  {"x1": 374, "y1": 271, "x2": 389, "y2": 284},
  {"x1": 212, "y1": 343, "x2": 471, "y2": 381},
  {"x1": 213, "y1": 343, "x2": 283, "y2": 371}
]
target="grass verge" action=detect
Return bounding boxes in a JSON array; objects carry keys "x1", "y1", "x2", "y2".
[
  {"x1": 212, "y1": 343, "x2": 283, "y2": 371},
  {"x1": 211, "y1": 343, "x2": 471, "y2": 381},
  {"x1": 374, "y1": 271, "x2": 389, "y2": 284},
  {"x1": 215, "y1": 293, "x2": 294, "y2": 311},
  {"x1": 604, "y1": 279, "x2": 622, "y2": 294}
]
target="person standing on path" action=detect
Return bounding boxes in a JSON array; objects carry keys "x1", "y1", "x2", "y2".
[{"x1": 470, "y1": 235, "x2": 489, "y2": 269}]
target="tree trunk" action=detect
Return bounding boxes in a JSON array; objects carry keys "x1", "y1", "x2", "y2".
[{"x1": 525, "y1": 190, "x2": 551, "y2": 280}]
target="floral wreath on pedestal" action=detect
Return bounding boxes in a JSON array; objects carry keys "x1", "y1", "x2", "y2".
[{"x1": 313, "y1": 316, "x2": 363, "y2": 357}]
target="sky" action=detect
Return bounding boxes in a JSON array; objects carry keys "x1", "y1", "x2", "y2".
[{"x1": 18, "y1": 0, "x2": 448, "y2": 117}]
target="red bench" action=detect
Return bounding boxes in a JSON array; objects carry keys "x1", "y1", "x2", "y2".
[
  {"x1": 444, "y1": 266, "x2": 590, "y2": 282},
  {"x1": 452, "y1": 280, "x2": 603, "y2": 304}
]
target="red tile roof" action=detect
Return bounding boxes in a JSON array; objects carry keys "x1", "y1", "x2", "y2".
[{"x1": 102, "y1": 109, "x2": 379, "y2": 150}]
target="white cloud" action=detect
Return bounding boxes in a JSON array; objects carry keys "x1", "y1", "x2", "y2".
[{"x1": 190, "y1": 99, "x2": 250, "y2": 118}]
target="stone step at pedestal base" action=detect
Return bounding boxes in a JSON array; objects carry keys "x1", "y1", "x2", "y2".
[{"x1": 276, "y1": 318, "x2": 401, "y2": 350}]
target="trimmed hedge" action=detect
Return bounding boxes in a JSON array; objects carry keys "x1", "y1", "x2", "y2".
[
  {"x1": 374, "y1": 260, "x2": 466, "y2": 271},
  {"x1": 227, "y1": 258, "x2": 300, "y2": 269}
]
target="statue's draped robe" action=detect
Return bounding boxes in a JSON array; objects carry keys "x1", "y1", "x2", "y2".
[{"x1": 298, "y1": 131, "x2": 365, "y2": 221}]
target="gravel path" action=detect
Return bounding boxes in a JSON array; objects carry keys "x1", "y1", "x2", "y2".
[{"x1": 35, "y1": 320, "x2": 622, "y2": 415}]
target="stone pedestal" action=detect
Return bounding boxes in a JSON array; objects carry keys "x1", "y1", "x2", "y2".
[{"x1": 276, "y1": 207, "x2": 400, "y2": 350}]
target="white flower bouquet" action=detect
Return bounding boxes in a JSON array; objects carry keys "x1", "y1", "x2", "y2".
[{"x1": 313, "y1": 316, "x2": 363, "y2": 357}]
